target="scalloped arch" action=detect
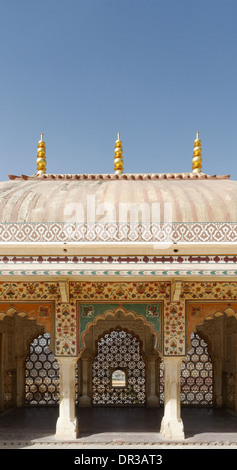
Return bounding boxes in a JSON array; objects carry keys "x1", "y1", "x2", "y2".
[
  {"x1": 0, "y1": 306, "x2": 46, "y2": 329},
  {"x1": 80, "y1": 306, "x2": 160, "y2": 358},
  {"x1": 195, "y1": 305, "x2": 237, "y2": 331}
]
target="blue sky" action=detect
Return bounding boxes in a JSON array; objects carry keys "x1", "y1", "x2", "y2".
[{"x1": 0, "y1": 0, "x2": 236, "y2": 180}]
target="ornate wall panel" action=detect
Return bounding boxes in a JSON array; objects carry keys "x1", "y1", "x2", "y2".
[
  {"x1": 0, "y1": 301, "x2": 54, "y2": 340},
  {"x1": 1, "y1": 281, "x2": 237, "y2": 357},
  {"x1": 163, "y1": 300, "x2": 185, "y2": 355},
  {"x1": 186, "y1": 301, "x2": 237, "y2": 348},
  {"x1": 70, "y1": 281, "x2": 170, "y2": 301},
  {"x1": 72, "y1": 282, "x2": 167, "y2": 357},
  {"x1": 78, "y1": 302, "x2": 161, "y2": 352},
  {"x1": 0, "y1": 283, "x2": 77, "y2": 356},
  {"x1": 0, "y1": 282, "x2": 61, "y2": 301},
  {"x1": 181, "y1": 282, "x2": 237, "y2": 300},
  {"x1": 55, "y1": 303, "x2": 77, "y2": 356}
]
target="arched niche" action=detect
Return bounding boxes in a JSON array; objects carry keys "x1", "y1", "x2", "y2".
[
  {"x1": 195, "y1": 307, "x2": 237, "y2": 411},
  {"x1": 80, "y1": 306, "x2": 160, "y2": 358},
  {"x1": 111, "y1": 369, "x2": 127, "y2": 388},
  {"x1": 77, "y1": 307, "x2": 161, "y2": 408},
  {"x1": 0, "y1": 307, "x2": 46, "y2": 411}
]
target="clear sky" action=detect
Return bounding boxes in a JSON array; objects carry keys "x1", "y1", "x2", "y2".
[{"x1": 0, "y1": 0, "x2": 236, "y2": 180}]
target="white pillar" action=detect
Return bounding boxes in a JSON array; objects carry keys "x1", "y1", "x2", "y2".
[
  {"x1": 56, "y1": 357, "x2": 78, "y2": 439},
  {"x1": 160, "y1": 357, "x2": 185, "y2": 440}
]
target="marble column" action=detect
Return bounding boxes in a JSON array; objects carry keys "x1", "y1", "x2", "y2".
[
  {"x1": 56, "y1": 357, "x2": 78, "y2": 439},
  {"x1": 160, "y1": 356, "x2": 185, "y2": 440}
]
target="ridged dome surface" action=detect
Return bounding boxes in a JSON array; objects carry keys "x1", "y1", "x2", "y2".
[{"x1": 0, "y1": 174, "x2": 236, "y2": 223}]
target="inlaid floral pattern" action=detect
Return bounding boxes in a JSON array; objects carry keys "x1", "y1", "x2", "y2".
[{"x1": 1, "y1": 280, "x2": 237, "y2": 356}]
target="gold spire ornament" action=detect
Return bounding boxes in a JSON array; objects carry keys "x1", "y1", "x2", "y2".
[
  {"x1": 192, "y1": 131, "x2": 202, "y2": 173},
  {"x1": 36, "y1": 133, "x2": 46, "y2": 175},
  {"x1": 114, "y1": 132, "x2": 124, "y2": 174}
]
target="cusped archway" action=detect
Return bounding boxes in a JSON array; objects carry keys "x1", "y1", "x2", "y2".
[
  {"x1": 80, "y1": 306, "x2": 160, "y2": 356},
  {"x1": 196, "y1": 307, "x2": 237, "y2": 410},
  {"x1": 78, "y1": 307, "x2": 161, "y2": 407},
  {"x1": 0, "y1": 307, "x2": 46, "y2": 412}
]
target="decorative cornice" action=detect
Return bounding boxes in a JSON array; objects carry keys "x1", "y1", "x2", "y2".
[
  {"x1": 0, "y1": 254, "x2": 237, "y2": 264},
  {"x1": 0, "y1": 269, "x2": 236, "y2": 276},
  {"x1": 171, "y1": 280, "x2": 182, "y2": 301},
  {"x1": 8, "y1": 172, "x2": 230, "y2": 181},
  {"x1": 0, "y1": 222, "x2": 236, "y2": 243},
  {"x1": 0, "y1": 254, "x2": 237, "y2": 277}
]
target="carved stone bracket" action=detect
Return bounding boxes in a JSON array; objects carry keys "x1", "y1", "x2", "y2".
[
  {"x1": 171, "y1": 280, "x2": 182, "y2": 302},
  {"x1": 59, "y1": 282, "x2": 69, "y2": 303}
]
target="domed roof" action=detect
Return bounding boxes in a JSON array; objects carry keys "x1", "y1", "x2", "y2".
[{"x1": 0, "y1": 172, "x2": 235, "y2": 224}]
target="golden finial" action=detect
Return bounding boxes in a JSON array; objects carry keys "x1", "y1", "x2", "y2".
[
  {"x1": 114, "y1": 132, "x2": 124, "y2": 174},
  {"x1": 36, "y1": 133, "x2": 46, "y2": 175},
  {"x1": 192, "y1": 131, "x2": 202, "y2": 173}
]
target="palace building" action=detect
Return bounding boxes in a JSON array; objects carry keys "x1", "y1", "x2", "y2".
[{"x1": 0, "y1": 132, "x2": 237, "y2": 440}]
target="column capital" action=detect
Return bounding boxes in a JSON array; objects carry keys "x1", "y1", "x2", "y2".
[
  {"x1": 162, "y1": 356, "x2": 184, "y2": 365},
  {"x1": 56, "y1": 356, "x2": 78, "y2": 366}
]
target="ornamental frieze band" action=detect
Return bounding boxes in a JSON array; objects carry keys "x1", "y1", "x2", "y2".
[
  {"x1": 1, "y1": 254, "x2": 237, "y2": 264},
  {"x1": 0, "y1": 222, "x2": 236, "y2": 243},
  {"x1": 0, "y1": 254, "x2": 237, "y2": 277},
  {"x1": 1, "y1": 281, "x2": 237, "y2": 357}
]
